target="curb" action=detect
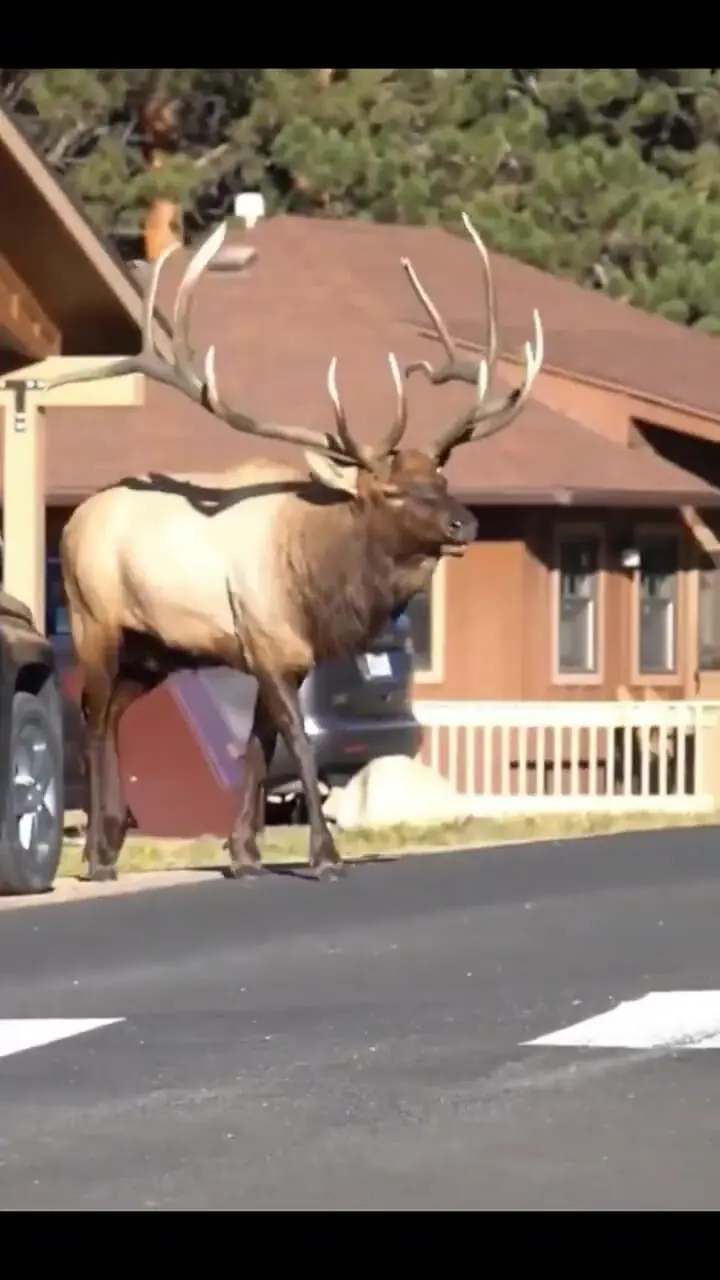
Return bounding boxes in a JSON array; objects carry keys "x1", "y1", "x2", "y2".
[
  {"x1": 0, "y1": 868, "x2": 220, "y2": 912},
  {"x1": 2, "y1": 817, "x2": 711, "y2": 912}
]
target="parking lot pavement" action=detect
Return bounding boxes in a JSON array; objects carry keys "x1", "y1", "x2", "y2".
[{"x1": 2, "y1": 827, "x2": 720, "y2": 1209}]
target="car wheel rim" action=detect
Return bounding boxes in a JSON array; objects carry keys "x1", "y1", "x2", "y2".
[{"x1": 12, "y1": 725, "x2": 59, "y2": 862}]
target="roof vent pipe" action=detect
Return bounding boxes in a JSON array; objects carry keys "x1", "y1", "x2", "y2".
[{"x1": 233, "y1": 191, "x2": 266, "y2": 229}]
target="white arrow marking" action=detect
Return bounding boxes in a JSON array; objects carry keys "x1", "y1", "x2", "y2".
[
  {"x1": 0, "y1": 1018, "x2": 123, "y2": 1060},
  {"x1": 525, "y1": 992, "x2": 720, "y2": 1050}
]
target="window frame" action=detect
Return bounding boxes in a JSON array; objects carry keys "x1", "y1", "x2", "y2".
[
  {"x1": 697, "y1": 550, "x2": 720, "y2": 674},
  {"x1": 632, "y1": 526, "x2": 682, "y2": 684},
  {"x1": 408, "y1": 558, "x2": 446, "y2": 686},
  {"x1": 551, "y1": 524, "x2": 605, "y2": 686}
]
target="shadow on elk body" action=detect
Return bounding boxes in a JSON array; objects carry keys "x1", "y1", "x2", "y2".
[{"x1": 41, "y1": 212, "x2": 545, "y2": 882}]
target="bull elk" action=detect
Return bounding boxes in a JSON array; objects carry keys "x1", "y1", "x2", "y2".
[{"x1": 41, "y1": 212, "x2": 544, "y2": 882}]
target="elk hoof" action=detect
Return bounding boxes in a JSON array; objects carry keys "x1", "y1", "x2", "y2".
[
  {"x1": 231, "y1": 861, "x2": 268, "y2": 879},
  {"x1": 314, "y1": 859, "x2": 347, "y2": 881},
  {"x1": 226, "y1": 834, "x2": 268, "y2": 879},
  {"x1": 83, "y1": 865, "x2": 118, "y2": 883}
]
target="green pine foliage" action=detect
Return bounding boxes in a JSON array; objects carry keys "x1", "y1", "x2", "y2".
[{"x1": 4, "y1": 68, "x2": 720, "y2": 331}]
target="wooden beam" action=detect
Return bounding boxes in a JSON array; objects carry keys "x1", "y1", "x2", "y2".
[
  {"x1": 0, "y1": 253, "x2": 60, "y2": 360},
  {"x1": 681, "y1": 507, "x2": 720, "y2": 554},
  {"x1": 16, "y1": 355, "x2": 144, "y2": 408}
]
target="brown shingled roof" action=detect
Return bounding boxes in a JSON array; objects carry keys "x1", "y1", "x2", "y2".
[
  {"x1": 41, "y1": 214, "x2": 720, "y2": 506},
  {"x1": 216, "y1": 214, "x2": 720, "y2": 420}
]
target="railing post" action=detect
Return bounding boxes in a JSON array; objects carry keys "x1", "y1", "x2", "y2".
[
  {"x1": 695, "y1": 706, "x2": 720, "y2": 809},
  {"x1": 412, "y1": 699, "x2": 718, "y2": 817}
]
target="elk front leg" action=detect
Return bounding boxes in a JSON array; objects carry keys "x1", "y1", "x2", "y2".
[
  {"x1": 259, "y1": 675, "x2": 345, "y2": 880},
  {"x1": 100, "y1": 675, "x2": 157, "y2": 873}
]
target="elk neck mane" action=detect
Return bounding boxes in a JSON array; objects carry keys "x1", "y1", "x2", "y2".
[{"x1": 281, "y1": 482, "x2": 437, "y2": 661}]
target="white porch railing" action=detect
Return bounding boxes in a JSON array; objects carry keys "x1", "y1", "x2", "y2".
[{"x1": 413, "y1": 700, "x2": 720, "y2": 816}]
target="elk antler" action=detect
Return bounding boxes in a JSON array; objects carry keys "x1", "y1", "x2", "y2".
[
  {"x1": 37, "y1": 221, "x2": 398, "y2": 471},
  {"x1": 325, "y1": 351, "x2": 409, "y2": 469},
  {"x1": 400, "y1": 211, "x2": 544, "y2": 465}
]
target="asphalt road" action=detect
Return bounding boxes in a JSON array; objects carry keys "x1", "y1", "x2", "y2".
[{"x1": 3, "y1": 827, "x2": 720, "y2": 1210}]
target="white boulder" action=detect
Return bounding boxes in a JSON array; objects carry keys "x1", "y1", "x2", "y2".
[{"x1": 324, "y1": 754, "x2": 470, "y2": 830}]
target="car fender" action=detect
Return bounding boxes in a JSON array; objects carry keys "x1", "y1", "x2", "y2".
[{"x1": 0, "y1": 613, "x2": 58, "y2": 837}]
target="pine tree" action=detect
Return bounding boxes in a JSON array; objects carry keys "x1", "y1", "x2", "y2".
[{"x1": 5, "y1": 69, "x2": 720, "y2": 330}]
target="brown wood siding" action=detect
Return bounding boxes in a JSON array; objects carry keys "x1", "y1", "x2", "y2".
[
  {"x1": 414, "y1": 508, "x2": 527, "y2": 701},
  {"x1": 416, "y1": 505, "x2": 695, "y2": 704}
]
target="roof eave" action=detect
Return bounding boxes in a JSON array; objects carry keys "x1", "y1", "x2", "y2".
[
  {"x1": 0, "y1": 107, "x2": 174, "y2": 360},
  {"x1": 453, "y1": 487, "x2": 720, "y2": 509},
  {"x1": 42, "y1": 480, "x2": 720, "y2": 510}
]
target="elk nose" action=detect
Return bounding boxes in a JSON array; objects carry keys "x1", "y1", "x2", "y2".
[
  {"x1": 449, "y1": 517, "x2": 469, "y2": 540},
  {"x1": 450, "y1": 511, "x2": 478, "y2": 542}
]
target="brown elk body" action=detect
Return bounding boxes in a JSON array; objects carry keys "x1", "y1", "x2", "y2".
[{"x1": 43, "y1": 213, "x2": 544, "y2": 881}]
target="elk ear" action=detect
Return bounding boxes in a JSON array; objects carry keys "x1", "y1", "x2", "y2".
[{"x1": 305, "y1": 450, "x2": 360, "y2": 496}]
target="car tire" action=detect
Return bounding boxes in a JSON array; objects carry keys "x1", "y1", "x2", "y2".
[{"x1": 0, "y1": 691, "x2": 64, "y2": 895}]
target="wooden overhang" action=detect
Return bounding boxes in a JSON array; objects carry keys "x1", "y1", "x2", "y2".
[
  {"x1": 0, "y1": 251, "x2": 59, "y2": 360},
  {"x1": 0, "y1": 105, "x2": 172, "y2": 359},
  {"x1": 0, "y1": 105, "x2": 174, "y2": 631}
]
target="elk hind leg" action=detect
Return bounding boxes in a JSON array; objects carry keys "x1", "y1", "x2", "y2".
[
  {"x1": 79, "y1": 652, "x2": 153, "y2": 881},
  {"x1": 227, "y1": 697, "x2": 277, "y2": 878},
  {"x1": 79, "y1": 667, "x2": 116, "y2": 881}
]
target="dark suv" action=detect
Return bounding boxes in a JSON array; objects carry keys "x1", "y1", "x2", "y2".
[{"x1": 57, "y1": 612, "x2": 422, "y2": 822}]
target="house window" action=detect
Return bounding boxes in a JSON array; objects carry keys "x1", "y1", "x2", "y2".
[
  {"x1": 698, "y1": 559, "x2": 720, "y2": 671},
  {"x1": 556, "y1": 536, "x2": 600, "y2": 675},
  {"x1": 405, "y1": 590, "x2": 432, "y2": 673},
  {"x1": 637, "y1": 538, "x2": 678, "y2": 675},
  {"x1": 403, "y1": 561, "x2": 446, "y2": 680}
]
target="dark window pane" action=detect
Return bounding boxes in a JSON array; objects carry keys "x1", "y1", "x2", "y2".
[
  {"x1": 639, "y1": 605, "x2": 672, "y2": 673},
  {"x1": 557, "y1": 538, "x2": 599, "y2": 674},
  {"x1": 559, "y1": 599, "x2": 591, "y2": 672},
  {"x1": 45, "y1": 556, "x2": 70, "y2": 637},
  {"x1": 406, "y1": 591, "x2": 431, "y2": 671},
  {"x1": 641, "y1": 538, "x2": 678, "y2": 587},
  {"x1": 560, "y1": 540, "x2": 598, "y2": 597},
  {"x1": 638, "y1": 539, "x2": 677, "y2": 674}
]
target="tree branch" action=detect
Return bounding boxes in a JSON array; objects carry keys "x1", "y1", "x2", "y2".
[{"x1": 193, "y1": 142, "x2": 230, "y2": 170}]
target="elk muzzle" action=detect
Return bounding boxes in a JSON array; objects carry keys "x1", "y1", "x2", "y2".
[{"x1": 442, "y1": 500, "x2": 478, "y2": 556}]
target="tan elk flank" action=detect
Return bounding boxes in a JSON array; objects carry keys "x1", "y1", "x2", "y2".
[{"x1": 41, "y1": 212, "x2": 544, "y2": 881}]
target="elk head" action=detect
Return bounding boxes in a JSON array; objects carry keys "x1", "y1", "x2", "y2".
[
  {"x1": 302, "y1": 356, "x2": 478, "y2": 557},
  {"x1": 38, "y1": 212, "x2": 543, "y2": 560}
]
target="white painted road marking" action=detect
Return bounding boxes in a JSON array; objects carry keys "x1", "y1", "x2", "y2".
[
  {"x1": 525, "y1": 991, "x2": 720, "y2": 1050},
  {"x1": 0, "y1": 1019, "x2": 123, "y2": 1061}
]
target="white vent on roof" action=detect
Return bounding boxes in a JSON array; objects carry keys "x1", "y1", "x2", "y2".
[
  {"x1": 208, "y1": 244, "x2": 259, "y2": 274},
  {"x1": 233, "y1": 191, "x2": 265, "y2": 229}
]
